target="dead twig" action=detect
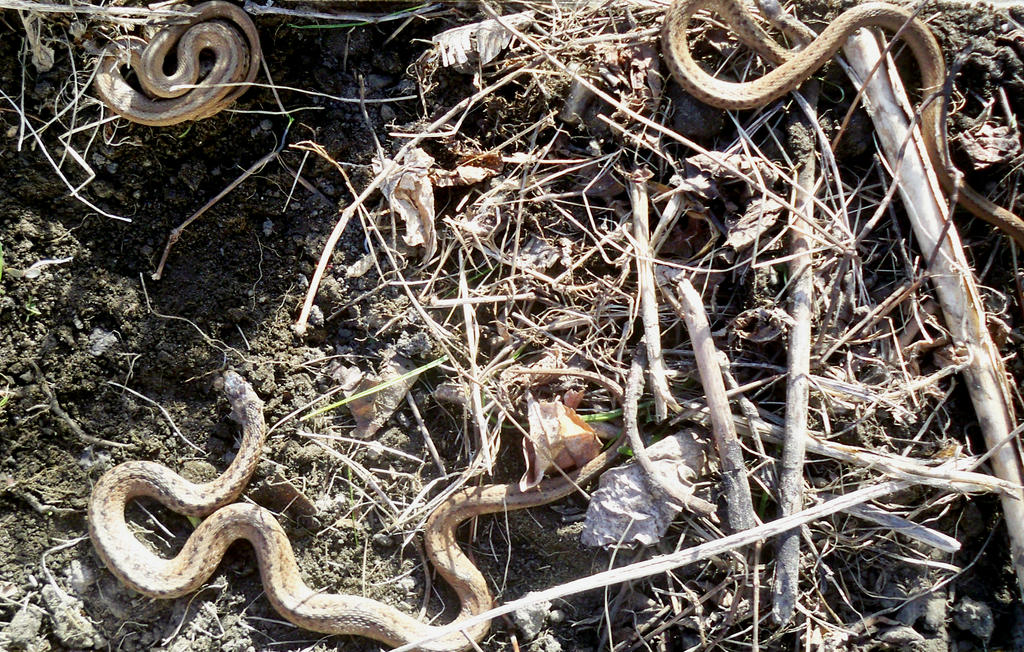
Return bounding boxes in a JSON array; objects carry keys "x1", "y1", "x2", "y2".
[
  {"x1": 627, "y1": 169, "x2": 678, "y2": 421},
  {"x1": 154, "y1": 133, "x2": 288, "y2": 280},
  {"x1": 774, "y1": 80, "x2": 821, "y2": 627},
  {"x1": 0, "y1": 0, "x2": 194, "y2": 20},
  {"x1": 241, "y1": 1, "x2": 447, "y2": 24},
  {"x1": 668, "y1": 279, "x2": 756, "y2": 532},
  {"x1": 33, "y1": 363, "x2": 133, "y2": 450},
  {"x1": 843, "y1": 26, "x2": 1024, "y2": 595}
]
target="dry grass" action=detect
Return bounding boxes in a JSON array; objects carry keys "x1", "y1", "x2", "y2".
[
  {"x1": 317, "y1": 1, "x2": 1021, "y2": 648},
  {"x1": 6, "y1": 0, "x2": 1023, "y2": 649}
]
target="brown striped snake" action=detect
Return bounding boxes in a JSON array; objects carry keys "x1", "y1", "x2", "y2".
[
  {"x1": 89, "y1": 372, "x2": 622, "y2": 651},
  {"x1": 663, "y1": 0, "x2": 1024, "y2": 248},
  {"x1": 96, "y1": 0, "x2": 1024, "y2": 247},
  {"x1": 94, "y1": 1, "x2": 259, "y2": 126},
  {"x1": 90, "y1": 2, "x2": 1022, "y2": 649}
]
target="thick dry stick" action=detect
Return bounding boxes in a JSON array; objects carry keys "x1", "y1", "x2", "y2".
[
  {"x1": 688, "y1": 398, "x2": 1020, "y2": 495},
  {"x1": 843, "y1": 30, "x2": 1024, "y2": 596},
  {"x1": 392, "y1": 478, "x2": 909, "y2": 652},
  {"x1": 628, "y1": 169, "x2": 678, "y2": 421},
  {"x1": 625, "y1": 346, "x2": 717, "y2": 517},
  {"x1": 672, "y1": 279, "x2": 755, "y2": 532},
  {"x1": 773, "y1": 83, "x2": 819, "y2": 626}
]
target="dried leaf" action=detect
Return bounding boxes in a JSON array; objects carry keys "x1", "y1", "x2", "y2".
[
  {"x1": 431, "y1": 164, "x2": 500, "y2": 188},
  {"x1": 729, "y1": 306, "x2": 793, "y2": 344},
  {"x1": 959, "y1": 122, "x2": 1021, "y2": 170},
  {"x1": 521, "y1": 391, "x2": 603, "y2": 490},
  {"x1": 582, "y1": 431, "x2": 707, "y2": 547},
  {"x1": 685, "y1": 151, "x2": 780, "y2": 197},
  {"x1": 597, "y1": 41, "x2": 663, "y2": 120},
  {"x1": 21, "y1": 14, "x2": 54, "y2": 72},
  {"x1": 432, "y1": 10, "x2": 535, "y2": 71},
  {"x1": 563, "y1": 388, "x2": 584, "y2": 410},
  {"x1": 331, "y1": 365, "x2": 364, "y2": 391},
  {"x1": 726, "y1": 196, "x2": 784, "y2": 250},
  {"x1": 433, "y1": 382, "x2": 467, "y2": 406},
  {"x1": 432, "y1": 150, "x2": 503, "y2": 188},
  {"x1": 346, "y1": 357, "x2": 416, "y2": 439},
  {"x1": 378, "y1": 147, "x2": 436, "y2": 258},
  {"x1": 516, "y1": 236, "x2": 560, "y2": 272},
  {"x1": 448, "y1": 189, "x2": 508, "y2": 239}
]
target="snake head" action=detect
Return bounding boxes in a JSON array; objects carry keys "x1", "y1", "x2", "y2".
[{"x1": 221, "y1": 371, "x2": 264, "y2": 423}]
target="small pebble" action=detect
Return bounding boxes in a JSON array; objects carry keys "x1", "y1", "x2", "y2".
[
  {"x1": 41, "y1": 585, "x2": 105, "y2": 648},
  {"x1": 88, "y1": 328, "x2": 118, "y2": 356},
  {"x1": 513, "y1": 600, "x2": 551, "y2": 641},
  {"x1": 878, "y1": 625, "x2": 925, "y2": 646},
  {"x1": 921, "y1": 594, "x2": 948, "y2": 632},
  {"x1": 952, "y1": 596, "x2": 994, "y2": 640},
  {"x1": 308, "y1": 305, "x2": 324, "y2": 327},
  {"x1": 528, "y1": 633, "x2": 563, "y2": 652},
  {"x1": 397, "y1": 576, "x2": 417, "y2": 593},
  {"x1": 2, "y1": 603, "x2": 44, "y2": 648},
  {"x1": 67, "y1": 560, "x2": 95, "y2": 594}
]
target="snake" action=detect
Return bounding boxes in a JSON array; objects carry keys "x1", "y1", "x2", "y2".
[
  {"x1": 662, "y1": 0, "x2": 1024, "y2": 249},
  {"x1": 88, "y1": 371, "x2": 622, "y2": 652},
  {"x1": 94, "y1": 0, "x2": 1024, "y2": 246},
  {"x1": 93, "y1": 1, "x2": 260, "y2": 126}
]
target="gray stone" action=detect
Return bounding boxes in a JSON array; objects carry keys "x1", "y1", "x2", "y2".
[
  {"x1": 3, "y1": 603, "x2": 44, "y2": 649},
  {"x1": 396, "y1": 576, "x2": 418, "y2": 593},
  {"x1": 897, "y1": 595, "x2": 926, "y2": 627},
  {"x1": 528, "y1": 632, "x2": 563, "y2": 652},
  {"x1": 877, "y1": 625, "x2": 924, "y2": 646},
  {"x1": 41, "y1": 585, "x2": 104, "y2": 648},
  {"x1": 513, "y1": 599, "x2": 551, "y2": 641},
  {"x1": 921, "y1": 594, "x2": 948, "y2": 632},
  {"x1": 952, "y1": 596, "x2": 994, "y2": 640},
  {"x1": 915, "y1": 637, "x2": 949, "y2": 652},
  {"x1": 87, "y1": 328, "x2": 118, "y2": 356},
  {"x1": 66, "y1": 560, "x2": 95, "y2": 595}
]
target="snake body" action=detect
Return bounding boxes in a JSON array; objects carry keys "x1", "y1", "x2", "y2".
[
  {"x1": 89, "y1": 3, "x2": 1023, "y2": 647},
  {"x1": 662, "y1": 0, "x2": 1024, "y2": 248},
  {"x1": 94, "y1": 1, "x2": 260, "y2": 126},
  {"x1": 88, "y1": 372, "x2": 619, "y2": 651},
  {"x1": 95, "y1": 0, "x2": 1024, "y2": 245}
]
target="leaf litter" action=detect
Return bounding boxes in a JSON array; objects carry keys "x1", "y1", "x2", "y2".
[{"x1": 2, "y1": 2, "x2": 1023, "y2": 651}]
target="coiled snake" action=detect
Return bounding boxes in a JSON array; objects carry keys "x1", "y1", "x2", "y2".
[
  {"x1": 88, "y1": 372, "x2": 620, "y2": 651},
  {"x1": 96, "y1": 0, "x2": 1024, "y2": 246},
  {"x1": 94, "y1": 1, "x2": 259, "y2": 126}
]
